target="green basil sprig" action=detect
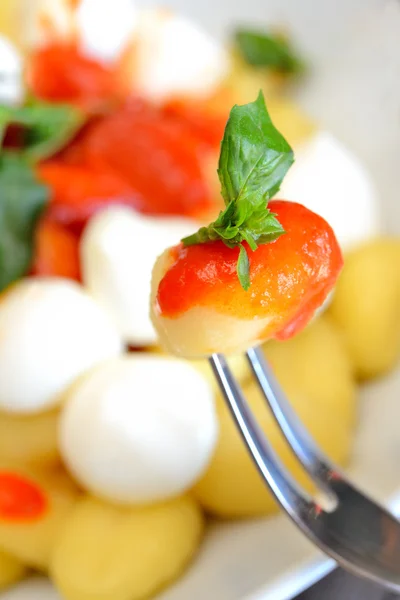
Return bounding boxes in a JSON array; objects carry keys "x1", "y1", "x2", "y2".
[
  {"x1": 0, "y1": 99, "x2": 85, "y2": 292},
  {"x1": 0, "y1": 100, "x2": 84, "y2": 161},
  {"x1": 235, "y1": 28, "x2": 304, "y2": 74},
  {"x1": 182, "y1": 91, "x2": 294, "y2": 290},
  {"x1": 0, "y1": 154, "x2": 49, "y2": 291}
]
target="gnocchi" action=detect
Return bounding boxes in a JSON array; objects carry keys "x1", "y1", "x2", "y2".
[{"x1": 329, "y1": 238, "x2": 400, "y2": 379}]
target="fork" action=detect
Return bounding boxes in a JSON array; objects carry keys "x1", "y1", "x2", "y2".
[{"x1": 209, "y1": 346, "x2": 400, "y2": 592}]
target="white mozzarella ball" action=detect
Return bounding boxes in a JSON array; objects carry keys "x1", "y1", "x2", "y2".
[
  {"x1": 81, "y1": 206, "x2": 199, "y2": 347},
  {"x1": 0, "y1": 278, "x2": 123, "y2": 414},
  {"x1": 132, "y1": 8, "x2": 230, "y2": 102},
  {"x1": 60, "y1": 355, "x2": 218, "y2": 504},
  {"x1": 279, "y1": 131, "x2": 381, "y2": 251},
  {"x1": 27, "y1": 0, "x2": 137, "y2": 64},
  {"x1": 0, "y1": 36, "x2": 23, "y2": 105},
  {"x1": 76, "y1": 0, "x2": 138, "y2": 64}
]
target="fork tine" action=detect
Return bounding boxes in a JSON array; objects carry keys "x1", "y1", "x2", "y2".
[
  {"x1": 209, "y1": 353, "x2": 313, "y2": 519},
  {"x1": 246, "y1": 345, "x2": 336, "y2": 493},
  {"x1": 211, "y1": 353, "x2": 400, "y2": 592}
]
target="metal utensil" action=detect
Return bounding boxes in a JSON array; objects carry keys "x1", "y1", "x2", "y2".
[{"x1": 209, "y1": 346, "x2": 400, "y2": 592}]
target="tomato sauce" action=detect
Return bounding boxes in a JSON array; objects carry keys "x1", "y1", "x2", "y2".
[
  {"x1": 0, "y1": 473, "x2": 47, "y2": 522},
  {"x1": 28, "y1": 43, "x2": 222, "y2": 234},
  {"x1": 28, "y1": 42, "x2": 121, "y2": 112},
  {"x1": 37, "y1": 161, "x2": 142, "y2": 234},
  {"x1": 156, "y1": 201, "x2": 343, "y2": 339},
  {"x1": 66, "y1": 100, "x2": 218, "y2": 218},
  {"x1": 32, "y1": 218, "x2": 81, "y2": 281}
]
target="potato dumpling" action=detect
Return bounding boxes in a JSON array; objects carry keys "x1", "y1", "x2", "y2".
[
  {"x1": 265, "y1": 316, "x2": 357, "y2": 427},
  {"x1": 0, "y1": 549, "x2": 26, "y2": 591},
  {"x1": 0, "y1": 409, "x2": 59, "y2": 467},
  {"x1": 193, "y1": 317, "x2": 357, "y2": 517},
  {"x1": 51, "y1": 495, "x2": 203, "y2": 600},
  {"x1": 0, "y1": 463, "x2": 81, "y2": 570},
  {"x1": 151, "y1": 202, "x2": 343, "y2": 358},
  {"x1": 329, "y1": 238, "x2": 400, "y2": 380}
]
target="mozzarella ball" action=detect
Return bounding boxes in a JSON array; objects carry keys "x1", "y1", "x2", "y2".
[
  {"x1": 0, "y1": 36, "x2": 23, "y2": 104},
  {"x1": 81, "y1": 206, "x2": 199, "y2": 347},
  {"x1": 59, "y1": 355, "x2": 218, "y2": 504},
  {"x1": 27, "y1": 0, "x2": 137, "y2": 63},
  {"x1": 75, "y1": 0, "x2": 138, "y2": 64},
  {"x1": 0, "y1": 278, "x2": 123, "y2": 414},
  {"x1": 279, "y1": 131, "x2": 380, "y2": 251},
  {"x1": 131, "y1": 8, "x2": 231, "y2": 102}
]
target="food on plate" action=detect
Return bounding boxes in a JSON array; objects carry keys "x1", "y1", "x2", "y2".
[
  {"x1": 51, "y1": 494, "x2": 203, "y2": 600},
  {"x1": 0, "y1": 463, "x2": 80, "y2": 569},
  {"x1": 28, "y1": 41, "x2": 122, "y2": 112},
  {"x1": 0, "y1": 278, "x2": 122, "y2": 413},
  {"x1": 0, "y1": 408, "x2": 59, "y2": 467},
  {"x1": 52, "y1": 99, "x2": 219, "y2": 220},
  {"x1": 60, "y1": 355, "x2": 218, "y2": 504},
  {"x1": 123, "y1": 8, "x2": 231, "y2": 103},
  {"x1": 32, "y1": 218, "x2": 81, "y2": 280},
  {"x1": 329, "y1": 238, "x2": 400, "y2": 380},
  {"x1": 0, "y1": 35, "x2": 23, "y2": 105},
  {"x1": 0, "y1": 1, "x2": 395, "y2": 598},
  {"x1": 81, "y1": 207, "x2": 199, "y2": 346},
  {"x1": 0, "y1": 550, "x2": 26, "y2": 591},
  {"x1": 37, "y1": 162, "x2": 141, "y2": 235},
  {"x1": 193, "y1": 316, "x2": 357, "y2": 517},
  {"x1": 27, "y1": 0, "x2": 138, "y2": 64},
  {"x1": 28, "y1": 1, "x2": 230, "y2": 104},
  {"x1": 151, "y1": 93, "x2": 343, "y2": 357}
]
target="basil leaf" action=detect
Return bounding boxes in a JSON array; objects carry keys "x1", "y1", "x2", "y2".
[
  {"x1": 237, "y1": 244, "x2": 250, "y2": 291},
  {"x1": 0, "y1": 154, "x2": 49, "y2": 291},
  {"x1": 182, "y1": 91, "x2": 293, "y2": 291},
  {"x1": 235, "y1": 29, "x2": 304, "y2": 74},
  {"x1": 0, "y1": 100, "x2": 84, "y2": 162},
  {"x1": 217, "y1": 90, "x2": 294, "y2": 208}
]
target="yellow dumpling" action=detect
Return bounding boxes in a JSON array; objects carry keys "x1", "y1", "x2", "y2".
[
  {"x1": 329, "y1": 238, "x2": 400, "y2": 380},
  {"x1": 193, "y1": 317, "x2": 357, "y2": 517},
  {"x1": 0, "y1": 409, "x2": 59, "y2": 467},
  {"x1": 0, "y1": 549, "x2": 27, "y2": 591},
  {"x1": 0, "y1": 463, "x2": 81, "y2": 570},
  {"x1": 51, "y1": 495, "x2": 203, "y2": 600}
]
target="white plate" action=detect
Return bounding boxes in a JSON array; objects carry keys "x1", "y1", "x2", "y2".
[{"x1": 2, "y1": 1, "x2": 400, "y2": 599}]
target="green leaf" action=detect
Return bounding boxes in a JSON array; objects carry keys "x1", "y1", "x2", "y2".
[
  {"x1": 237, "y1": 244, "x2": 250, "y2": 291},
  {"x1": 217, "y1": 91, "x2": 294, "y2": 209},
  {"x1": 235, "y1": 28, "x2": 305, "y2": 74},
  {"x1": 182, "y1": 91, "x2": 294, "y2": 291},
  {"x1": 0, "y1": 100, "x2": 85, "y2": 162},
  {"x1": 0, "y1": 154, "x2": 49, "y2": 292}
]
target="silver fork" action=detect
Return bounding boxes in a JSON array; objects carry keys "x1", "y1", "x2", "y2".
[{"x1": 209, "y1": 346, "x2": 400, "y2": 592}]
